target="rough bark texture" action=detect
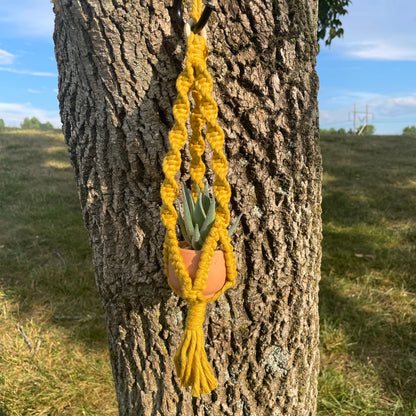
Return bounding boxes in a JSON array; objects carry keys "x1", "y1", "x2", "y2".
[{"x1": 53, "y1": 0, "x2": 321, "y2": 414}]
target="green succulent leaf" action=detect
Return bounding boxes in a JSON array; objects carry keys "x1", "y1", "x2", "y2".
[
  {"x1": 181, "y1": 185, "x2": 194, "y2": 241},
  {"x1": 202, "y1": 179, "x2": 211, "y2": 213},
  {"x1": 192, "y1": 223, "x2": 203, "y2": 250},
  {"x1": 182, "y1": 182, "x2": 195, "y2": 220},
  {"x1": 228, "y1": 213, "x2": 242, "y2": 237},
  {"x1": 178, "y1": 181, "x2": 240, "y2": 249},
  {"x1": 193, "y1": 184, "x2": 206, "y2": 227},
  {"x1": 199, "y1": 197, "x2": 216, "y2": 243},
  {"x1": 177, "y1": 203, "x2": 192, "y2": 245}
]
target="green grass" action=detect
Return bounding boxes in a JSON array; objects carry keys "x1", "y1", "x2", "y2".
[
  {"x1": 0, "y1": 130, "x2": 117, "y2": 415},
  {"x1": 319, "y1": 135, "x2": 416, "y2": 415},
  {"x1": 1, "y1": 130, "x2": 415, "y2": 414}
]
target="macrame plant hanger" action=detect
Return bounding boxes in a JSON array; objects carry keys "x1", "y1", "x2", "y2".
[{"x1": 160, "y1": 0, "x2": 238, "y2": 397}]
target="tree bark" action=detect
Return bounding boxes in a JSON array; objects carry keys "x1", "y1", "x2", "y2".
[{"x1": 53, "y1": 0, "x2": 321, "y2": 415}]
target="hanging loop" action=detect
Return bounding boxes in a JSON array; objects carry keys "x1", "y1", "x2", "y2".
[{"x1": 173, "y1": 0, "x2": 216, "y2": 34}]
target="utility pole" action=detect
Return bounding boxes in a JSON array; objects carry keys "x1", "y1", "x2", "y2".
[
  {"x1": 354, "y1": 103, "x2": 357, "y2": 134},
  {"x1": 349, "y1": 104, "x2": 374, "y2": 135},
  {"x1": 349, "y1": 103, "x2": 357, "y2": 134}
]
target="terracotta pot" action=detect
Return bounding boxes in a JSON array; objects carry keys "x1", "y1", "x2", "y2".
[{"x1": 168, "y1": 242, "x2": 226, "y2": 299}]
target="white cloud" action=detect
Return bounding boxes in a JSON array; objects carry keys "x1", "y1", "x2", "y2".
[
  {"x1": 0, "y1": 49, "x2": 15, "y2": 65},
  {"x1": 0, "y1": 67, "x2": 57, "y2": 77},
  {"x1": 0, "y1": 102, "x2": 61, "y2": 128},
  {"x1": 27, "y1": 89, "x2": 41, "y2": 94},
  {"x1": 0, "y1": 0, "x2": 54, "y2": 38},
  {"x1": 330, "y1": 0, "x2": 416, "y2": 61},
  {"x1": 336, "y1": 41, "x2": 416, "y2": 61},
  {"x1": 373, "y1": 96, "x2": 416, "y2": 117}
]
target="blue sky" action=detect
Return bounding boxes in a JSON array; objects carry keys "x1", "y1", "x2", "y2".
[
  {"x1": 0, "y1": 0, "x2": 58, "y2": 126},
  {"x1": 318, "y1": 0, "x2": 416, "y2": 134},
  {"x1": 0, "y1": 1, "x2": 415, "y2": 134}
]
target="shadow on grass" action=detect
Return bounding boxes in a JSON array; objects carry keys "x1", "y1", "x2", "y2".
[
  {"x1": 321, "y1": 135, "x2": 416, "y2": 292},
  {"x1": 0, "y1": 130, "x2": 108, "y2": 349},
  {"x1": 320, "y1": 276, "x2": 416, "y2": 404}
]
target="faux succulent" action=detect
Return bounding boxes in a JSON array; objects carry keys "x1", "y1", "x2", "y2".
[{"x1": 177, "y1": 181, "x2": 242, "y2": 251}]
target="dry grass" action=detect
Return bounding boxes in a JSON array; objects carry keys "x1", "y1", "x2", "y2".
[{"x1": 0, "y1": 130, "x2": 117, "y2": 415}]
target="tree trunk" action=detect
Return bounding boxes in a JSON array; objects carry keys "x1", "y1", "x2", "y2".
[{"x1": 53, "y1": 0, "x2": 321, "y2": 414}]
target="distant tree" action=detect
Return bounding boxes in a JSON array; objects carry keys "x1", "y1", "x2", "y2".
[
  {"x1": 21, "y1": 117, "x2": 54, "y2": 130},
  {"x1": 40, "y1": 121, "x2": 54, "y2": 131},
  {"x1": 318, "y1": 0, "x2": 351, "y2": 46},
  {"x1": 357, "y1": 124, "x2": 375, "y2": 135},
  {"x1": 21, "y1": 117, "x2": 41, "y2": 130},
  {"x1": 320, "y1": 127, "x2": 347, "y2": 135},
  {"x1": 403, "y1": 126, "x2": 416, "y2": 136},
  {"x1": 0, "y1": 119, "x2": 4, "y2": 131}
]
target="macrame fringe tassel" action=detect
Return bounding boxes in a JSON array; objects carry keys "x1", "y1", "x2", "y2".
[{"x1": 174, "y1": 302, "x2": 218, "y2": 396}]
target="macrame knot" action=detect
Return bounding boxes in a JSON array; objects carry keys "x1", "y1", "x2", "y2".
[
  {"x1": 187, "y1": 33, "x2": 208, "y2": 64},
  {"x1": 185, "y1": 301, "x2": 207, "y2": 330}
]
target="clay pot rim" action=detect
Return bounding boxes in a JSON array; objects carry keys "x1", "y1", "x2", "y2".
[{"x1": 178, "y1": 240, "x2": 224, "y2": 252}]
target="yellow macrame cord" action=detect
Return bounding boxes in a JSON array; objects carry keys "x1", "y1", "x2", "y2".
[{"x1": 160, "y1": 0, "x2": 238, "y2": 397}]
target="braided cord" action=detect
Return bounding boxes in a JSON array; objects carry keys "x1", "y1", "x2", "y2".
[
  {"x1": 189, "y1": 85, "x2": 206, "y2": 195},
  {"x1": 160, "y1": 0, "x2": 237, "y2": 396}
]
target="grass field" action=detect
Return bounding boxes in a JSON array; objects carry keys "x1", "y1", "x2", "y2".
[
  {"x1": 319, "y1": 134, "x2": 416, "y2": 415},
  {"x1": 0, "y1": 130, "x2": 415, "y2": 414}
]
